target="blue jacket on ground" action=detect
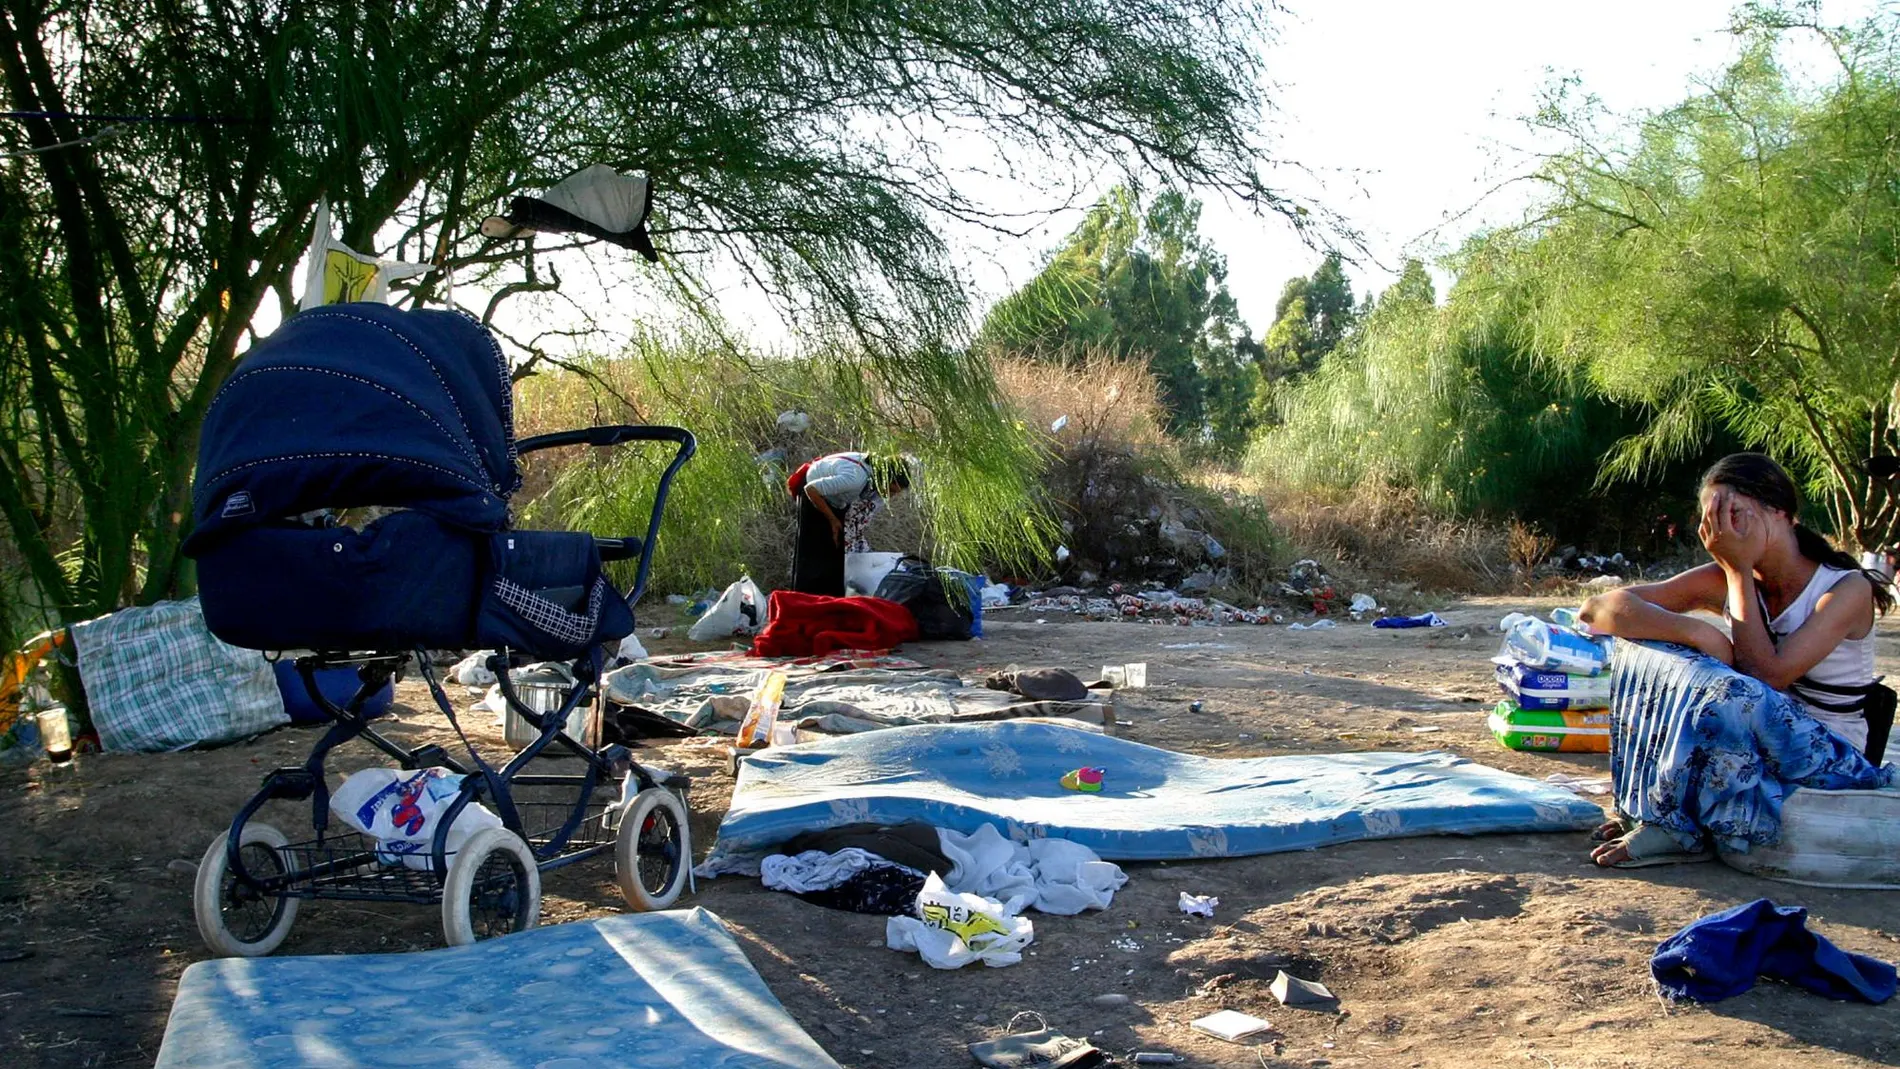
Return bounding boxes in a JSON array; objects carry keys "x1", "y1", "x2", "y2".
[{"x1": 1651, "y1": 898, "x2": 1896, "y2": 1003}]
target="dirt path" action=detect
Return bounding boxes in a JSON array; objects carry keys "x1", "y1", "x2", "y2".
[{"x1": 3, "y1": 596, "x2": 1897, "y2": 1068}]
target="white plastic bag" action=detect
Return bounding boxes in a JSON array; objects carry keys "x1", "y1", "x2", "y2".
[
  {"x1": 330, "y1": 767, "x2": 503, "y2": 870},
  {"x1": 451, "y1": 650, "x2": 497, "y2": 686},
  {"x1": 688, "y1": 577, "x2": 766, "y2": 641},
  {"x1": 614, "y1": 632, "x2": 648, "y2": 665},
  {"x1": 887, "y1": 872, "x2": 1034, "y2": 969},
  {"x1": 844, "y1": 552, "x2": 905, "y2": 597}
]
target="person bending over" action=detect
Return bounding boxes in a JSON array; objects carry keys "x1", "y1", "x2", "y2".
[
  {"x1": 1578, "y1": 453, "x2": 1893, "y2": 866},
  {"x1": 787, "y1": 451, "x2": 910, "y2": 597}
]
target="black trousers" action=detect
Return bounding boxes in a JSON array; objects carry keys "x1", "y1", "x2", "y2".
[{"x1": 791, "y1": 495, "x2": 844, "y2": 596}]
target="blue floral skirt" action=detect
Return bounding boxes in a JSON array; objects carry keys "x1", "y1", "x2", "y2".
[{"x1": 1609, "y1": 640, "x2": 1895, "y2": 853}]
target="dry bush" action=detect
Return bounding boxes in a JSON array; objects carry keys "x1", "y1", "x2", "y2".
[
  {"x1": 993, "y1": 355, "x2": 1182, "y2": 575},
  {"x1": 1233, "y1": 475, "x2": 1516, "y2": 596},
  {"x1": 1506, "y1": 520, "x2": 1557, "y2": 588},
  {"x1": 995, "y1": 353, "x2": 1174, "y2": 458}
]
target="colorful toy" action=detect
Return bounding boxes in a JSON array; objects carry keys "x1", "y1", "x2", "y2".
[{"x1": 1060, "y1": 766, "x2": 1106, "y2": 792}]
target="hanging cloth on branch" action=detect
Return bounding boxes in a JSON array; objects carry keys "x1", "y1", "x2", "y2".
[
  {"x1": 480, "y1": 165, "x2": 658, "y2": 261},
  {"x1": 299, "y1": 202, "x2": 431, "y2": 310}
]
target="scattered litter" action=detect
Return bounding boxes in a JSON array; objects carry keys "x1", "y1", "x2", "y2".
[
  {"x1": 1177, "y1": 891, "x2": 1218, "y2": 917},
  {"x1": 1349, "y1": 593, "x2": 1380, "y2": 617},
  {"x1": 1410, "y1": 725, "x2": 1444, "y2": 734},
  {"x1": 967, "y1": 1017, "x2": 1106, "y2": 1069},
  {"x1": 666, "y1": 594, "x2": 689, "y2": 605},
  {"x1": 1544, "y1": 772, "x2": 1613, "y2": 796},
  {"x1": 1190, "y1": 1009, "x2": 1271, "y2": 1043},
  {"x1": 1110, "y1": 935, "x2": 1142, "y2": 952},
  {"x1": 1091, "y1": 993, "x2": 1131, "y2": 1008},
  {"x1": 887, "y1": 873, "x2": 1033, "y2": 969},
  {"x1": 775, "y1": 410, "x2": 811, "y2": 433},
  {"x1": 981, "y1": 583, "x2": 1012, "y2": 609},
  {"x1": 1100, "y1": 662, "x2": 1148, "y2": 688},
  {"x1": 1051, "y1": 415, "x2": 1070, "y2": 433},
  {"x1": 1132, "y1": 1053, "x2": 1185, "y2": 1065},
  {"x1": 1372, "y1": 612, "x2": 1446, "y2": 630},
  {"x1": 1020, "y1": 590, "x2": 1278, "y2": 627},
  {"x1": 1055, "y1": 546, "x2": 1071, "y2": 564},
  {"x1": 1189, "y1": 700, "x2": 1205, "y2": 713},
  {"x1": 1270, "y1": 971, "x2": 1338, "y2": 1009},
  {"x1": 1287, "y1": 620, "x2": 1337, "y2": 631},
  {"x1": 1160, "y1": 642, "x2": 1233, "y2": 650}
]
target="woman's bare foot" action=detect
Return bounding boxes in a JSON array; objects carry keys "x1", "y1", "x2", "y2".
[
  {"x1": 1590, "y1": 838, "x2": 1633, "y2": 866},
  {"x1": 1590, "y1": 818, "x2": 1629, "y2": 842}
]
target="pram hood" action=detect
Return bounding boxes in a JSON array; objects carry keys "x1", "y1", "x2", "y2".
[{"x1": 186, "y1": 304, "x2": 522, "y2": 552}]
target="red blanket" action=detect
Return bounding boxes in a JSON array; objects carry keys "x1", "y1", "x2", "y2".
[{"x1": 750, "y1": 591, "x2": 919, "y2": 657}]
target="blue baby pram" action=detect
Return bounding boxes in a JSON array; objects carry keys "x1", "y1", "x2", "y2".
[{"x1": 183, "y1": 303, "x2": 696, "y2": 956}]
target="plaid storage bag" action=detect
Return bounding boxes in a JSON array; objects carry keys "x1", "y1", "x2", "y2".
[{"x1": 70, "y1": 596, "x2": 288, "y2": 752}]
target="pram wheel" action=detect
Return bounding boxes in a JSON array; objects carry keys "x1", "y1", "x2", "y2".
[
  {"x1": 615, "y1": 788, "x2": 689, "y2": 911},
  {"x1": 441, "y1": 827, "x2": 542, "y2": 946},
  {"x1": 195, "y1": 823, "x2": 301, "y2": 958}
]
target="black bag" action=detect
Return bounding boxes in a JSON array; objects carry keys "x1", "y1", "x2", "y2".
[
  {"x1": 873, "y1": 555, "x2": 974, "y2": 640},
  {"x1": 1864, "y1": 681, "x2": 1896, "y2": 765}
]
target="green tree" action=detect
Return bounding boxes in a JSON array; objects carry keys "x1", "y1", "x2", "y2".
[
  {"x1": 1247, "y1": 237, "x2": 1642, "y2": 529},
  {"x1": 0, "y1": 0, "x2": 1292, "y2": 627},
  {"x1": 1260, "y1": 251, "x2": 1358, "y2": 380},
  {"x1": 979, "y1": 187, "x2": 1264, "y2": 452},
  {"x1": 1516, "y1": 7, "x2": 1900, "y2": 547}
]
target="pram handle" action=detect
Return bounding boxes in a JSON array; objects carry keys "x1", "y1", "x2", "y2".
[{"x1": 517, "y1": 424, "x2": 696, "y2": 608}]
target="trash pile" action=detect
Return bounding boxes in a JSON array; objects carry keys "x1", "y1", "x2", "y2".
[
  {"x1": 1488, "y1": 609, "x2": 1612, "y2": 752},
  {"x1": 1013, "y1": 587, "x2": 1282, "y2": 626},
  {"x1": 1002, "y1": 557, "x2": 1414, "y2": 630}
]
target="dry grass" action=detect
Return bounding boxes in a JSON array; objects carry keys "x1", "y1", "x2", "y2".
[
  {"x1": 1224, "y1": 474, "x2": 1517, "y2": 596},
  {"x1": 994, "y1": 353, "x2": 1174, "y2": 458}
]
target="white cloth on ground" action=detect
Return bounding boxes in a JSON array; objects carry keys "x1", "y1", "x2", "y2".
[
  {"x1": 760, "y1": 848, "x2": 914, "y2": 893},
  {"x1": 938, "y1": 823, "x2": 1127, "y2": 915}
]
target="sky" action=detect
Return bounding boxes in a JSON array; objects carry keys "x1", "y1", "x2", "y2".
[{"x1": 475, "y1": 0, "x2": 1886, "y2": 354}]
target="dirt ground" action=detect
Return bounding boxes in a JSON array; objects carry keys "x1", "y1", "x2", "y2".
[{"x1": 3, "y1": 595, "x2": 1898, "y2": 1069}]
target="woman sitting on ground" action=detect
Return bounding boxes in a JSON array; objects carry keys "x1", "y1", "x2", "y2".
[{"x1": 1577, "y1": 453, "x2": 1896, "y2": 867}]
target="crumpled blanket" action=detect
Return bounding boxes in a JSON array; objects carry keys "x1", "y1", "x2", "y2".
[
  {"x1": 939, "y1": 823, "x2": 1127, "y2": 916},
  {"x1": 1610, "y1": 640, "x2": 1895, "y2": 853},
  {"x1": 602, "y1": 659, "x2": 1111, "y2": 735},
  {"x1": 751, "y1": 591, "x2": 918, "y2": 657},
  {"x1": 1651, "y1": 898, "x2": 1897, "y2": 1003}
]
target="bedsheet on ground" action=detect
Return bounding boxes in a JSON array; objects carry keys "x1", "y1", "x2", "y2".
[
  {"x1": 154, "y1": 908, "x2": 840, "y2": 1069},
  {"x1": 698, "y1": 721, "x2": 1603, "y2": 873},
  {"x1": 605, "y1": 659, "x2": 1109, "y2": 733}
]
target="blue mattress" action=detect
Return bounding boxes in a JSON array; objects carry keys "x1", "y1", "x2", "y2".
[
  {"x1": 701, "y1": 721, "x2": 1602, "y2": 872},
  {"x1": 155, "y1": 908, "x2": 840, "y2": 1069}
]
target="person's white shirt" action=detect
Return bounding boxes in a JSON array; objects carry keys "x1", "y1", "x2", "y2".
[{"x1": 803, "y1": 452, "x2": 872, "y2": 509}]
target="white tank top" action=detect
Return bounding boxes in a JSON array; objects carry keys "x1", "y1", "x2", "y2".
[{"x1": 1744, "y1": 563, "x2": 1875, "y2": 751}]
